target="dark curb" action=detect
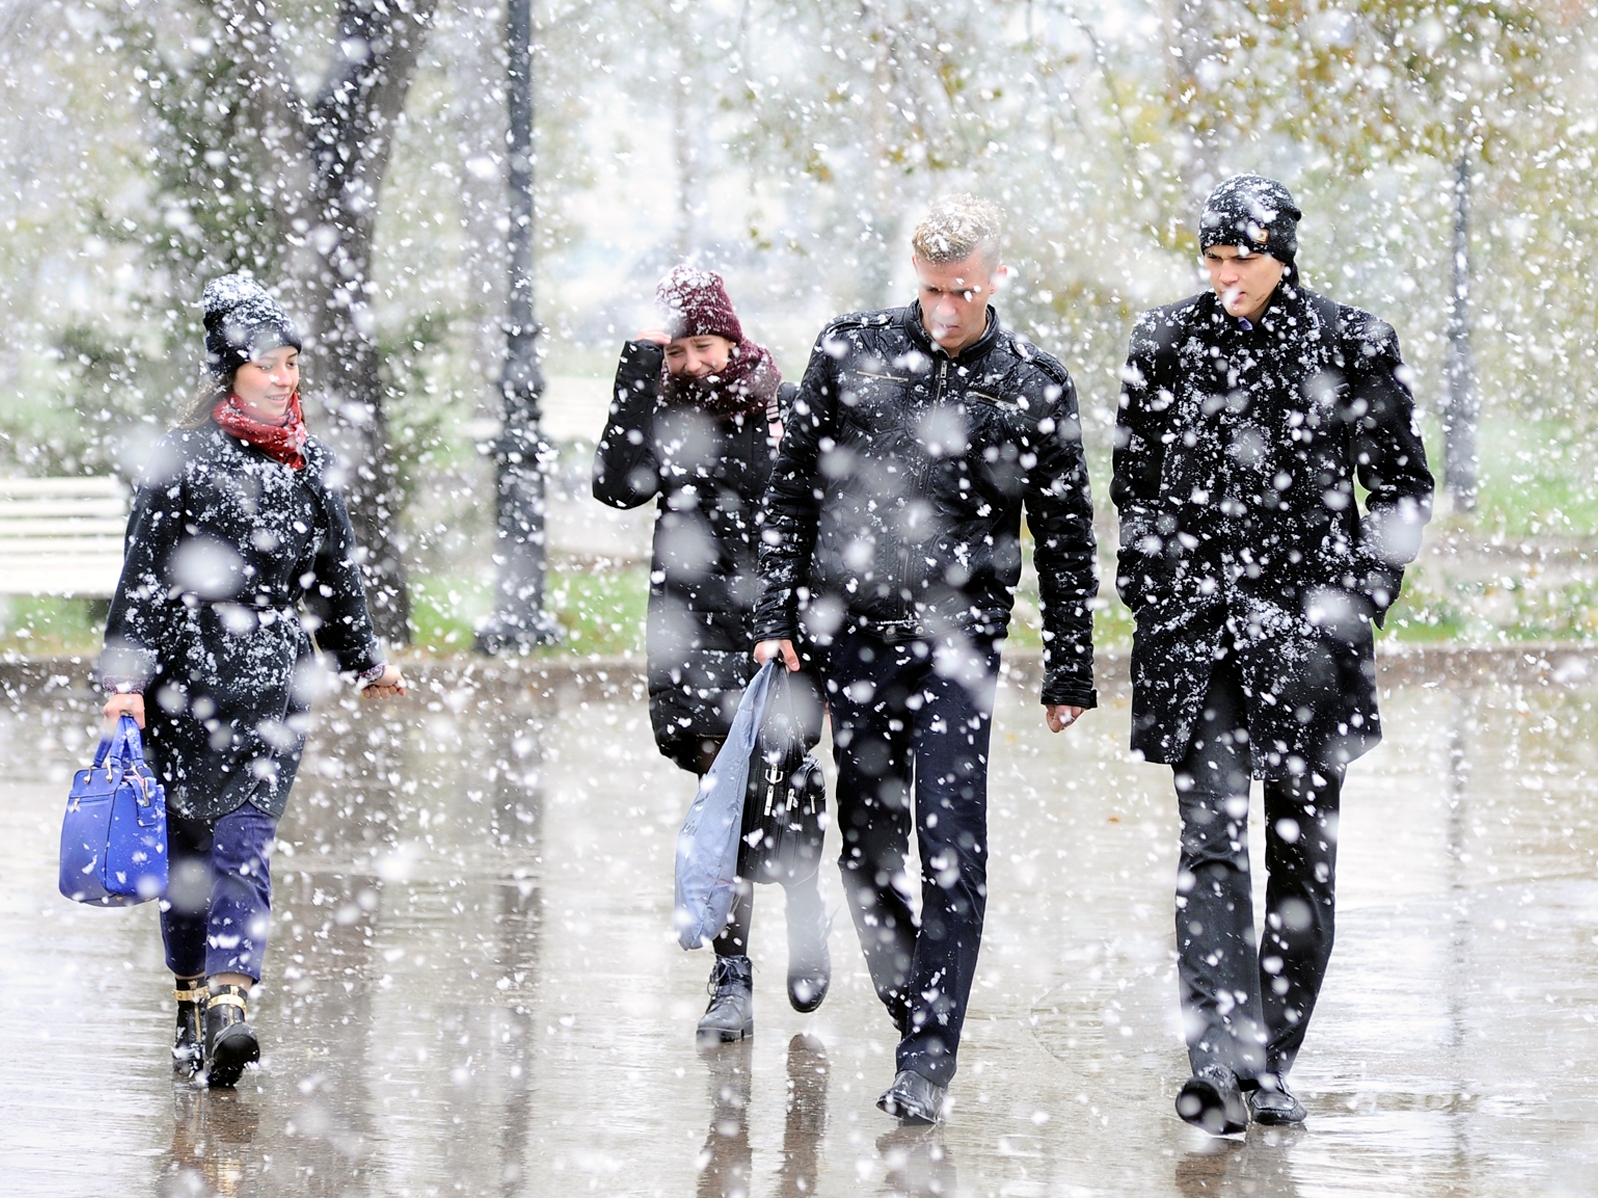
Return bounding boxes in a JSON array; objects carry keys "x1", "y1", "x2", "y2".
[{"x1": 5, "y1": 642, "x2": 1595, "y2": 712}]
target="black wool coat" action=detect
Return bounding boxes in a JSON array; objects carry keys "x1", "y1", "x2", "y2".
[
  {"x1": 751, "y1": 303, "x2": 1097, "y2": 709},
  {"x1": 1111, "y1": 283, "x2": 1434, "y2": 776},
  {"x1": 102, "y1": 423, "x2": 383, "y2": 822},
  {"x1": 592, "y1": 340, "x2": 780, "y2": 773}
]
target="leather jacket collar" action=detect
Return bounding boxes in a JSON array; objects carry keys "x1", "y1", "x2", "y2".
[{"x1": 903, "y1": 301, "x2": 1002, "y2": 364}]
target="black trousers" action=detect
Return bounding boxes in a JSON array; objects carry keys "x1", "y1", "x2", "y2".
[
  {"x1": 1174, "y1": 652, "x2": 1343, "y2": 1085},
  {"x1": 826, "y1": 626, "x2": 1000, "y2": 1087}
]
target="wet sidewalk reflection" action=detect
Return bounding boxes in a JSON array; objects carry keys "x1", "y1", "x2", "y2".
[{"x1": 2, "y1": 661, "x2": 1596, "y2": 1196}]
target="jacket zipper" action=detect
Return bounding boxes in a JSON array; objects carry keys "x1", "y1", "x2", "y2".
[{"x1": 897, "y1": 358, "x2": 947, "y2": 622}]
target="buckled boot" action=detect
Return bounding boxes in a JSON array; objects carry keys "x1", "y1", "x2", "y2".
[
  {"x1": 204, "y1": 981, "x2": 260, "y2": 1088},
  {"x1": 697, "y1": 954, "x2": 754, "y2": 1043},
  {"x1": 172, "y1": 976, "x2": 207, "y2": 1075},
  {"x1": 784, "y1": 885, "x2": 831, "y2": 1013}
]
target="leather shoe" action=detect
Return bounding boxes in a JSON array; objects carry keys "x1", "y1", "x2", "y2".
[
  {"x1": 785, "y1": 887, "x2": 831, "y2": 1013},
  {"x1": 1176, "y1": 1064, "x2": 1248, "y2": 1136},
  {"x1": 1248, "y1": 1076, "x2": 1307, "y2": 1125},
  {"x1": 877, "y1": 1068, "x2": 947, "y2": 1125}
]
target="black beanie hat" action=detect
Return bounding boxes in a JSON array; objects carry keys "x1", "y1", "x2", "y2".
[
  {"x1": 1199, "y1": 174, "x2": 1302, "y2": 268},
  {"x1": 202, "y1": 274, "x2": 302, "y2": 379}
]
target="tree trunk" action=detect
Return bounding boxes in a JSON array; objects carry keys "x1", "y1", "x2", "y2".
[
  {"x1": 192, "y1": 0, "x2": 437, "y2": 646},
  {"x1": 291, "y1": 0, "x2": 439, "y2": 644}
]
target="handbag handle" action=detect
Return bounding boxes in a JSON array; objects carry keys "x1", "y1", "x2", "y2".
[{"x1": 92, "y1": 714, "x2": 147, "y2": 771}]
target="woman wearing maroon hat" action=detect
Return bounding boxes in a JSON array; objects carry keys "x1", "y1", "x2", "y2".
[{"x1": 593, "y1": 266, "x2": 829, "y2": 1041}]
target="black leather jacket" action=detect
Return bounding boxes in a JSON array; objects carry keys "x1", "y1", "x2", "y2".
[{"x1": 752, "y1": 302, "x2": 1097, "y2": 708}]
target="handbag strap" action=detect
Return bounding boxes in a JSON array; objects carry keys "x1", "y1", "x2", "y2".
[
  {"x1": 91, "y1": 731, "x2": 116, "y2": 769},
  {"x1": 94, "y1": 714, "x2": 147, "y2": 771},
  {"x1": 117, "y1": 714, "x2": 148, "y2": 765}
]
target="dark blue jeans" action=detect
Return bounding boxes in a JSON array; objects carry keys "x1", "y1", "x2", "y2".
[
  {"x1": 1175, "y1": 651, "x2": 1343, "y2": 1085},
  {"x1": 160, "y1": 803, "x2": 279, "y2": 981},
  {"x1": 825, "y1": 626, "x2": 1001, "y2": 1087}
]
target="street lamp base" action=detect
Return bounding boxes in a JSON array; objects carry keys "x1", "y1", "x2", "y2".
[{"x1": 473, "y1": 609, "x2": 563, "y2": 656}]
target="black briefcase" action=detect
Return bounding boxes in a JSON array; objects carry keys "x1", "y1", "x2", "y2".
[{"x1": 744, "y1": 667, "x2": 827, "y2": 885}]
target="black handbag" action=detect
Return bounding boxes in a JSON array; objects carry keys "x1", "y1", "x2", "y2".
[{"x1": 744, "y1": 666, "x2": 827, "y2": 886}]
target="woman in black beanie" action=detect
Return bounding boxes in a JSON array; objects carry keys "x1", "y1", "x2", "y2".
[
  {"x1": 101, "y1": 274, "x2": 407, "y2": 1086},
  {"x1": 593, "y1": 266, "x2": 830, "y2": 1042}
]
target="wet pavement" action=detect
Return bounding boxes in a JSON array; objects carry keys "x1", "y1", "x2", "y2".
[{"x1": 3, "y1": 651, "x2": 1597, "y2": 1197}]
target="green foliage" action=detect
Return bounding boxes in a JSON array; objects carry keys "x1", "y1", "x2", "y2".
[
  {"x1": 380, "y1": 310, "x2": 467, "y2": 507},
  {"x1": 120, "y1": 6, "x2": 290, "y2": 284},
  {"x1": 0, "y1": 597, "x2": 108, "y2": 657},
  {"x1": 2, "y1": 565, "x2": 653, "y2": 660},
  {"x1": 1472, "y1": 415, "x2": 1598, "y2": 538},
  {"x1": 408, "y1": 565, "x2": 650, "y2": 658}
]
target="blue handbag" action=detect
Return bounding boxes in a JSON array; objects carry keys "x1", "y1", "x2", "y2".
[{"x1": 59, "y1": 714, "x2": 169, "y2": 906}]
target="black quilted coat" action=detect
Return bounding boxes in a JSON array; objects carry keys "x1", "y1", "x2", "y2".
[
  {"x1": 751, "y1": 303, "x2": 1097, "y2": 709},
  {"x1": 1111, "y1": 283, "x2": 1433, "y2": 775},
  {"x1": 592, "y1": 340, "x2": 780, "y2": 772},
  {"x1": 102, "y1": 423, "x2": 382, "y2": 822}
]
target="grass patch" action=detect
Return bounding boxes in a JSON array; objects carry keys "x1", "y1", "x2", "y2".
[
  {"x1": 408, "y1": 564, "x2": 649, "y2": 657},
  {"x1": 0, "y1": 596, "x2": 107, "y2": 657},
  {"x1": 1436, "y1": 414, "x2": 1598, "y2": 538},
  {"x1": 0, "y1": 565, "x2": 652, "y2": 660}
]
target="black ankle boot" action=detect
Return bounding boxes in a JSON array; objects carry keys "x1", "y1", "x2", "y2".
[
  {"x1": 204, "y1": 981, "x2": 260, "y2": 1088},
  {"x1": 172, "y1": 976, "x2": 207, "y2": 1075},
  {"x1": 697, "y1": 955, "x2": 754, "y2": 1043},
  {"x1": 1176, "y1": 1064, "x2": 1248, "y2": 1135},
  {"x1": 784, "y1": 884, "x2": 831, "y2": 1013}
]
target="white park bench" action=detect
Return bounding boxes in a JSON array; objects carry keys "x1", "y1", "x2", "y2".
[{"x1": 0, "y1": 477, "x2": 129, "y2": 598}]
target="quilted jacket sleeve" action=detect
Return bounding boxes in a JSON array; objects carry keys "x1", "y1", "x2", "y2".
[
  {"x1": 592, "y1": 340, "x2": 665, "y2": 510},
  {"x1": 750, "y1": 328, "x2": 840, "y2": 643},
  {"x1": 1023, "y1": 353, "x2": 1098, "y2": 708}
]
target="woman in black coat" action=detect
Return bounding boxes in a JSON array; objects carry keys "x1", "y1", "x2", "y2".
[
  {"x1": 101, "y1": 275, "x2": 407, "y2": 1086},
  {"x1": 593, "y1": 266, "x2": 828, "y2": 1042}
]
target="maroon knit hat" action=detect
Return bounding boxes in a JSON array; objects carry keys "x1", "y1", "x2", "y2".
[{"x1": 655, "y1": 266, "x2": 743, "y2": 343}]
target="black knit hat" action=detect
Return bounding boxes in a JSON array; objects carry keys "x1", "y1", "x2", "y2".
[
  {"x1": 1199, "y1": 175, "x2": 1302, "y2": 268},
  {"x1": 201, "y1": 274, "x2": 302, "y2": 379}
]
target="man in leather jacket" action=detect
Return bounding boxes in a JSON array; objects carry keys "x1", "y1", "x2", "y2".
[{"x1": 752, "y1": 194, "x2": 1098, "y2": 1123}]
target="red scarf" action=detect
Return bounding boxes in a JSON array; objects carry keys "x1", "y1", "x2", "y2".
[{"x1": 213, "y1": 391, "x2": 310, "y2": 470}]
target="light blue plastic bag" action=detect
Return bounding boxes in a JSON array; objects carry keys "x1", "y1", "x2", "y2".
[{"x1": 672, "y1": 661, "x2": 779, "y2": 950}]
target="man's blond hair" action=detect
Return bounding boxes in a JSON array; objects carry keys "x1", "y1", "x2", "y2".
[{"x1": 910, "y1": 194, "x2": 1004, "y2": 268}]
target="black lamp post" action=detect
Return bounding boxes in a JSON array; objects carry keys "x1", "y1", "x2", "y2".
[
  {"x1": 1442, "y1": 153, "x2": 1478, "y2": 513},
  {"x1": 476, "y1": 0, "x2": 560, "y2": 653}
]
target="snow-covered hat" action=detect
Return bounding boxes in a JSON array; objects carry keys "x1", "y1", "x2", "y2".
[
  {"x1": 202, "y1": 274, "x2": 302, "y2": 378},
  {"x1": 655, "y1": 266, "x2": 743, "y2": 344},
  {"x1": 1199, "y1": 175, "x2": 1302, "y2": 266}
]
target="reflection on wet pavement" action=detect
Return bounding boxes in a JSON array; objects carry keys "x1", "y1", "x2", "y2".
[{"x1": 2, "y1": 661, "x2": 1597, "y2": 1196}]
